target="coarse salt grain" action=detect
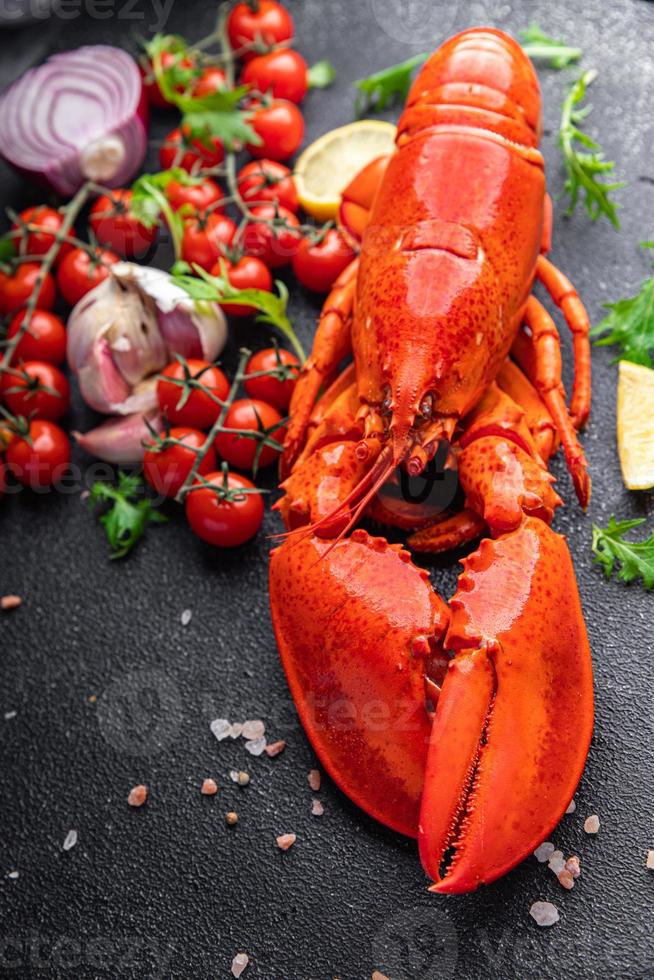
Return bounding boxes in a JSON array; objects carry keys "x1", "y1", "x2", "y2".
[
  {"x1": 308, "y1": 769, "x2": 321, "y2": 791},
  {"x1": 265, "y1": 740, "x2": 286, "y2": 758},
  {"x1": 225, "y1": 812, "x2": 238, "y2": 826},
  {"x1": 565, "y1": 797, "x2": 576, "y2": 814},
  {"x1": 548, "y1": 850, "x2": 566, "y2": 875},
  {"x1": 242, "y1": 719, "x2": 265, "y2": 740},
  {"x1": 565, "y1": 855, "x2": 581, "y2": 879},
  {"x1": 533, "y1": 841, "x2": 555, "y2": 863},
  {"x1": 4, "y1": 710, "x2": 16, "y2": 721},
  {"x1": 180, "y1": 609, "x2": 192, "y2": 626},
  {"x1": 210, "y1": 718, "x2": 232, "y2": 742},
  {"x1": 7, "y1": 871, "x2": 19, "y2": 880},
  {"x1": 231, "y1": 952, "x2": 249, "y2": 978},
  {"x1": 201, "y1": 778, "x2": 218, "y2": 796},
  {"x1": 245, "y1": 737, "x2": 266, "y2": 756},
  {"x1": 311, "y1": 800, "x2": 324, "y2": 817},
  {"x1": 276, "y1": 833, "x2": 296, "y2": 851},
  {"x1": 646, "y1": 850, "x2": 654, "y2": 870},
  {"x1": 558, "y1": 870, "x2": 575, "y2": 890},
  {"x1": 127, "y1": 784, "x2": 148, "y2": 807},
  {"x1": 1, "y1": 595, "x2": 22, "y2": 611},
  {"x1": 529, "y1": 901, "x2": 560, "y2": 927},
  {"x1": 372, "y1": 973, "x2": 390, "y2": 980},
  {"x1": 229, "y1": 723, "x2": 244, "y2": 739},
  {"x1": 584, "y1": 814, "x2": 600, "y2": 834},
  {"x1": 63, "y1": 829, "x2": 77, "y2": 851}
]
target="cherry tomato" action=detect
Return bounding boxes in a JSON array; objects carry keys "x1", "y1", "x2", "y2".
[
  {"x1": 157, "y1": 359, "x2": 230, "y2": 429},
  {"x1": 142, "y1": 44, "x2": 196, "y2": 109},
  {"x1": 212, "y1": 256, "x2": 273, "y2": 317},
  {"x1": 214, "y1": 398, "x2": 285, "y2": 471},
  {"x1": 89, "y1": 190, "x2": 158, "y2": 260},
  {"x1": 0, "y1": 263, "x2": 56, "y2": 316},
  {"x1": 186, "y1": 469, "x2": 264, "y2": 547},
  {"x1": 242, "y1": 204, "x2": 300, "y2": 268},
  {"x1": 159, "y1": 126, "x2": 225, "y2": 173},
  {"x1": 292, "y1": 229, "x2": 356, "y2": 293},
  {"x1": 237, "y1": 159, "x2": 298, "y2": 213},
  {"x1": 242, "y1": 49, "x2": 308, "y2": 103},
  {"x1": 181, "y1": 213, "x2": 237, "y2": 272},
  {"x1": 143, "y1": 426, "x2": 216, "y2": 498},
  {"x1": 227, "y1": 1, "x2": 294, "y2": 57},
  {"x1": 193, "y1": 66, "x2": 227, "y2": 97},
  {"x1": 6, "y1": 310, "x2": 67, "y2": 365},
  {"x1": 165, "y1": 177, "x2": 224, "y2": 215},
  {"x1": 5, "y1": 419, "x2": 70, "y2": 489},
  {"x1": 246, "y1": 99, "x2": 304, "y2": 161},
  {"x1": 56, "y1": 247, "x2": 119, "y2": 307},
  {"x1": 244, "y1": 347, "x2": 299, "y2": 411},
  {"x1": 11, "y1": 205, "x2": 72, "y2": 265},
  {"x1": 0, "y1": 360, "x2": 70, "y2": 422}
]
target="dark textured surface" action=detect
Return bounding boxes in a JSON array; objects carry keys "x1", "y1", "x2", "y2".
[{"x1": 1, "y1": 2, "x2": 653, "y2": 978}]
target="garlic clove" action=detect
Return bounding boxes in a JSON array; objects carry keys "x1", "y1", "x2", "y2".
[
  {"x1": 73, "y1": 410, "x2": 161, "y2": 465},
  {"x1": 110, "y1": 377, "x2": 159, "y2": 415},
  {"x1": 77, "y1": 337, "x2": 132, "y2": 414}
]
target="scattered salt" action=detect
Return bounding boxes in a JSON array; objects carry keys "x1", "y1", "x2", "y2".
[
  {"x1": 63, "y1": 829, "x2": 77, "y2": 851},
  {"x1": 4, "y1": 710, "x2": 16, "y2": 721},
  {"x1": 7, "y1": 871, "x2": 19, "y2": 880},
  {"x1": 180, "y1": 609, "x2": 192, "y2": 626},
  {"x1": 311, "y1": 800, "x2": 324, "y2": 817},
  {"x1": 529, "y1": 901, "x2": 560, "y2": 927},
  {"x1": 584, "y1": 814, "x2": 600, "y2": 834},
  {"x1": 308, "y1": 769, "x2": 321, "y2": 791},
  {"x1": 265, "y1": 740, "x2": 286, "y2": 758},
  {"x1": 1, "y1": 595, "x2": 22, "y2": 611},
  {"x1": 225, "y1": 812, "x2": 239, "y2": 826},
  {"x1": 548, "y1": 850, "x2": 566, "y2": 875},
  {"x1": 242, "y1": 719, "x2": 265, "y2": 740},
  {"x1": 565, "y1": 855, "x2": 581, "y2": 879},
  {"x1": 647, "y1": 850, "x2": 654, "y2": 870},
  {"x1": 245, "y1": 737, "x2": 266, "y2": 756},
  {"x1": 210, "y1": 718, "x2": 232, "y2": 742},
  {"x1": 231, "y1": 952, "x2": 249, "y2": 978},
  {"x1": 229, "y1": 723, "x2": 244, "y2": 739},
  {"x1": 276, "y1": 833, "x2": 296, "y2": 851},
  {"x1": 558, "y1": 870, "x2": 575, "y2": 890},
  {"x1": 201, "y1": 778, "x2": 218, "y2": 796},
  {"x1": 565, "y1": 797, "x2": 576, "y2": 814},
  {"x1": 533, "y1": 841, "x2": 555, "y2": 863},
  {"x1": 372, "y1": 973, "x2": 390, "y2": 980},
  {"x1": 127, "y1": 784, "x2": 148, "y2": 807}
]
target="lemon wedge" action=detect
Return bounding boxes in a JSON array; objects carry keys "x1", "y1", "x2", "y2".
[
  {"x1": 294, "y1": 120, "x2": 396, "y2": 222},
  {"x1": 617, "y1": 359, "x2": 654, "y2": 489}
]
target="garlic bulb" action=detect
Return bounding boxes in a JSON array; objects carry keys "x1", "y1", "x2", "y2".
[{"x1": 67, "y1": 263, "x2": 227, "y2": 414}]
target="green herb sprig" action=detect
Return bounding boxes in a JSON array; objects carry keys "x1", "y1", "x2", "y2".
[
  {"x1": 89, "y1": 472, "x2": 167, "y2": 560},
  {"x1": 592, "y1": 517, "x2": 654, "y2": 590}
]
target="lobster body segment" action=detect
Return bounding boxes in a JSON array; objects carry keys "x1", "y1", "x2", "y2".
[{"x1": 270, "y1": 28, "x2": 594, "y2": 893}]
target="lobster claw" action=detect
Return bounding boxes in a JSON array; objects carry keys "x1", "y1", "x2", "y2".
[
  {"x1": 419, "y1": 517, "x2": 594, "y2": 893},
  {"x1": 269, "y1": 529, "x2": 449, "y2": 837}
]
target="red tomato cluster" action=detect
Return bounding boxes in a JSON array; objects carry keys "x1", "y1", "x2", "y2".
[{"x1": 142, "y1": 347, "x2": 299, "y2": 546}]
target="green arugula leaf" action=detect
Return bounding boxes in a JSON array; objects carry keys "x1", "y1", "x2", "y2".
[
  {"x1": 173, "y1": 265, "x2": 306, "y2": 361},
  {"x1": 130, "y1": 168, "x2": 196, "y2": 261},
  {"x1": 519, "y1": 23, "x2": 582, "y2": 69},
  {"x1": 354, "y1": 52, "x2": 428, "y2": 117},
  {"x1": 591, "y1": 254, "x2": 654, "y2": 368},
  {"x1": 559, "y1": 69, "x2": 624, "y2": 228},
  {"x1": 592, "y1": 516, "x2": 654, "y2": 590},
  {"x1": 308, "y1": 60, "x2": 336, "y2": 89},
  {"x1": 89, "y1": 471, "x2": 167, "y2": 560}
]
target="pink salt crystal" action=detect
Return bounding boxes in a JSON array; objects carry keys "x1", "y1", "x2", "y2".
[
  {"x1": 276, "y1": 833, "x2": 296, "y2": 851},
  {"x1": 308, "y1": 769, "x2": 321, "y2": 791}
]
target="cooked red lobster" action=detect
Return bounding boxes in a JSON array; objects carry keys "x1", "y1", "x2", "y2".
[{"x1": 269, "y1": 28, "x2": 594, "y2": 893}]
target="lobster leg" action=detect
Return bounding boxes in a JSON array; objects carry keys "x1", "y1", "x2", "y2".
[
  {"x1": 282, "y1": 260, "x2": 358, "y2": 477},
  {"x1": 337, "y1": 154, "x2": 392, "y2": 249},
  {"x1": 419, "y1": 517, "x2": 594, "y2": 893},
  {"x1": 513, "y1": 297, "x2": 591, "y2": 509},
  {"x1": 536, "y1": 255, "x2": 591, "y2": 429},
  {"x1": 496, "y1": 359, "x2": 558, "y2": 461},
  {"x1": 408, "y1": 510, "x2": 487, "y2": 554}
]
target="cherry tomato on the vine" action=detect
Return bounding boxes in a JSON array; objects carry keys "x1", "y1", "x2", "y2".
[
  {"x1": 56, "y1": 247, "x2": 119, "y2": 307},
  {"x1": 237, "y1": 159, "x2": 298, "y2": 213},
  {"x1": 242, "y1": 49, "x2": 308, "y2": 104},
  {"x1": 0, "y1": 263, "x2": 56, "y2": 316},
  {"x1": 227, "y1": 1, "x2": 294, "y2": 58},
  {"x1": 165, "y1": 177, "x2": 224, "y2": 215},
  {"x1": 185, "y1": 469, "x2": 264, "y2": 547},
  {"x1": 244, "y1": 347, "x2": 299, "y2": 411},
  {"x1": 159, "y1": 126, "x2": 225, "y2": 173},
  {"x1": 211, "y1": 255, "x2": 273, "y2": 317},
  {"x1": 214, "y1": 398, "x2": 285, "y2": 471},
  {"x1": 89, "y1": 190, "x2": 157, "y2": 260},
  {"x1": 181, "y1": 213, "x2": 237, "y2": 272},
  {"x1": 142, "y1": 44, "x2": 196, "y2": 109},
  {"x1": 193, "y1": 66, "x2": 227, "y2": 97},
  {"x1": 242, "y1": 204, "x2": 300, "y2": 269},
  {"x1": 143, "y1": 426, "x2": 216, "y2": 498},
  {"x1": 6, "y1": 311, "x2": 67, "y2": 366},
  {"x1": 157, "y1": 359, "x2": 230, "y2": 429},
  {"x1": 5, "y1": 419, "x2": 70, "y2": 489},
  {"x1": 246, "y1": 99, "x2": 304, "y2": 162},
  {"x1": 0, "y1": 360, "x2": 70, "y2": 422},
  {"x1": 11, "y1": 205, "x2": 72, "y2": 265},
  {"x1": 292, "y1": 229, "x2": 356, "y2": 293}
]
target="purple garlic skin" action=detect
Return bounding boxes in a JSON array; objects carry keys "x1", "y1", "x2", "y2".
[{"x1": 73, "y1": 410, "x2": 161, "y2": 466}]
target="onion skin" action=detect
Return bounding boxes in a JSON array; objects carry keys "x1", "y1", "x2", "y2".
[
  {"x1": 0, "y1": 46, "x2": 148, "y2": 197},
  {"x1": 73, "y1": 411, "x2": 161, "y2": 465}
]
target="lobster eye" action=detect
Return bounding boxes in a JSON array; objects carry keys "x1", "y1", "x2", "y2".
[{"x1": 419, "y1": 392, "x2": 434, "y2": 418}]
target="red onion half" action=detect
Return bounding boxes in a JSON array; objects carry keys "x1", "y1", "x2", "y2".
[{"x1": 0, "y1": 46, "x2": 148, "y2": 197}]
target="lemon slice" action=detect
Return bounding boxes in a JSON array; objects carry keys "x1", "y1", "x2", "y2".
[
  {"x1": 617, "y1": 360, "x2": 654, "y2": 489},
  {"x1": 294, "y1": 120, "x2": 396, "y2": 222}
]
